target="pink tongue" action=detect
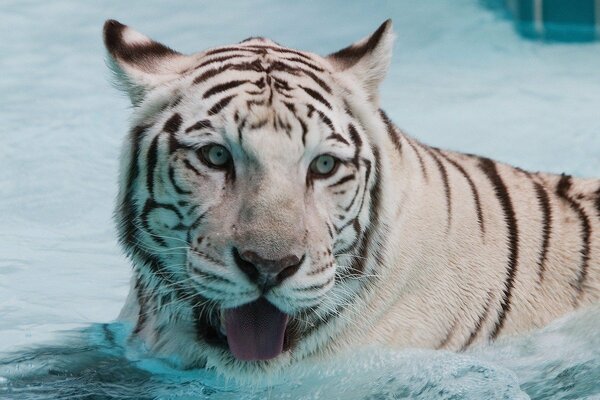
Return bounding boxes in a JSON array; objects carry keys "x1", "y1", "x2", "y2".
[{"x1": 224, "y1": 298, "x2": 289, "y2": 361}]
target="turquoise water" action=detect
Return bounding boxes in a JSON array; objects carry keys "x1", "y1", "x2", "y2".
[{"x1": 1, "y1": 0, "x2": 600, "y2": 398}]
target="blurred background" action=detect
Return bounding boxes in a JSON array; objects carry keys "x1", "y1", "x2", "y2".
[{"x1": 1, "y1": 0, "x2": 599, "y2": 354}]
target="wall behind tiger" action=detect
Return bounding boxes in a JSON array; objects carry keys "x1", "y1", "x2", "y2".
[{"x1": 0, "y1": 0, "x2": 599, "y2": 353}]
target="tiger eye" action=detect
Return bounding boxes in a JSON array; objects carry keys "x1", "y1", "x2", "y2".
[
  {"x1": 310, "y1": 154, "x2": 337, "y2": 176},
  {"x1": 200, "y1": 144, "x2": 231, "y2": 168}
]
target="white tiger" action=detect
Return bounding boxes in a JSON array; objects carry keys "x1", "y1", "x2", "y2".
[{"x1": 103, "y1": 19, "x2": 600, "y2": 378}]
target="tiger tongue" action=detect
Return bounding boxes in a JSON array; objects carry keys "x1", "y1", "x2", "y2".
[{"x1": 224, "y1": 298, "x2": 289, "y2": 361}]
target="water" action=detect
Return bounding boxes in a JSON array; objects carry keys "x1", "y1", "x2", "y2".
[{"x1": 1, "y1": 1, "x2": 599, "y2": 398}]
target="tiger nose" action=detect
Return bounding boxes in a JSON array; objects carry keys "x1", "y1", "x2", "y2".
[{"x1": 232, "y1": 248, "x2": 304, "y2": 290}]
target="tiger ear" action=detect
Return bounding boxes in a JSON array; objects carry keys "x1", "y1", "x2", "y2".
[
  {"x1": 327, "y1": 19, "x2": 395, "y2": 104},
  {"x1": 103, "y1": 20, "x2": 194, "y2": 105}
]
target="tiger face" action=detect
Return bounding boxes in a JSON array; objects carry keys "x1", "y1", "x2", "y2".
[{"x1": 105, "y1": 19, "x2": 393, "y2": 365}]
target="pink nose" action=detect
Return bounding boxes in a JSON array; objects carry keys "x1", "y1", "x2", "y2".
[{"x1": 232, "y1": 248, "x2": 304, "y2": 290}]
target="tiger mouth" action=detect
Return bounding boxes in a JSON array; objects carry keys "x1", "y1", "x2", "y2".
[{"x1": 198, "y1": 299, "x2": 299, "y2": 361}]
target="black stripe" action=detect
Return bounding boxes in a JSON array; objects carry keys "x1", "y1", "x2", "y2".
[
  {"x1": 327, "y1": 133, "x2": 350, "y2": 146},
  {"x1": 300, "y1": 86, "x2": 331, "y2": 109},
  {"x1": 163, "y1": 113, "x2": 182, "y2": 134},
  {"x1": 347, "y1": 124, "x2": 363, "y2": 152},
  {"x1": 203, "y1": 80, "x2": 248, "y2": 99},
  {"x1": 242, "y1": 44, "x2": 315, "y2": 61},
  {"x1": 461, "y1": 291, "x2": 494, "y2": 350},
  {"x1": 342, "y1": 174, "x2": 362, "y2": 213},
  {"x1": 237, "y1": 117, "x2": 247, "y2": 145},
  {"x1": 478, "y1": 158, "x2": 519, "y2": 340},
  {"x1": 283, "y1": 56, "x2": 325, "y2": 72},
  {"x1": 307, "y1": 105, "x2": 335, "y2": 132},
  {"x1": 183, "y1": 158, "x2": 205, "y2": 177},
  {"x1": 406, "y1": 139, "x2": 428, "y2": 181},
  {"x1": 299, "y1": 68, "x2": 332, "y2": 94},
  {"x1": 556, "y1": 174, "x2": 591, "y2": 302},
  {"x1": 133, "y1": 277, "x2": 148, "y2": 334},
  {"x1": 379, "y1": 110, "x2": 402, "y2": 154},
  {"x1": 185, "y1": 119, "x2": 213, "y2": 133},
  {"x1": 299, "y1": 118, "x2": 308, "y2": 146},
  {"x1": 207, "y1": 95, "x2": 235, "y2": 116},
  {"x1": 347, "y1": 148, "x2": 381, "y2": 275},
  {"x1": 168, "y1": 164, "x2": 192, "y2": 195},
  {"x1": 437, "y1": 320, "x2": 457, "y2": 350},
  {"x1": 193, "y1": 54, "x2": 246, "y2": 70},
  {"x1": 140, "y1": 199, "x2": 184, "y2": 247},
  {"x1": 146, "y1": 135, "x2": 160, "y2": 196},
  {"x1": 426, "y1": 148, "x2": 452, "y2": 230},
  {"x1": 435, "y1": 150, "x2": 485, "y2": 235},
  {"x1": 328, "y1": 174, "x2": 355, "y2": 188},
  {"x1": 532, "y1": 180, "x2": 552, "y2": 283},
  {"x1": 193, "y1": 60, "x2": 263, "y2": 85},
  {"x1": 595, "y1": 186, "x2": 600, "y2": 218},
  {"x1": 204, "y1": 46, "x2": 257, "y2": 56}
]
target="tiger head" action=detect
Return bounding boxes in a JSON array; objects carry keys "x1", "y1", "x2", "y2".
[{"x1": 104, "y1": 19, "x2": 394, "y2": 369}]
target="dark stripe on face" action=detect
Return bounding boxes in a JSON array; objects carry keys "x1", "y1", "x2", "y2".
[
  {"x1": 426, "y1": 148, "x2": 452, "y2": 230},
  {"x1": 168, "y1": 164, "x2": 192, "y2": 195},
  {"x1": 328, "y1": 133, "x2": 350, "y2": 146},
  {"x1": 379, "y1": 110, "x2": 402, "y2": 154},
  {"x1": 300, "y1": 86, "x2": 331, "y2": 109},
  {"x1": 299, "y1": 118, "x2": 308, "y2": 146},
  {"x1": 185, "y1": 119, "x2": 213, "y2": 133},
  {"x1": 532, "y1": 180, "x2": 552, "y2": 283},
  {"x1": 146, "y1": 135, "x2": 160, "y2": 196},
  {"x1": 347, "y1": 124, "x2": 363, "y2": 152},
  {"x1": 461, "y1": 291, "x2": 494, "y2": 350},
  {"x1": 307, "y1": 105, "x2": 335, "y2": 132},
  {"x1": 284, "y1": 56, "x2": 325, "y2": 72},
  {"x1": 207, "y1": 95, "x2": 235, "y2": 116},
  {"x1": 203, "y1": 80, "x2": 248, "y2": 99},
  {"x1": 556, "y1": 174, "x2": 591, "y2": 302},
  {"x1": 140, "y1": 199, "x2": 185, "y2": 247},
  {"x1": 435, "y1": 150, "x2": 485, "y2": 235},
  {"x1": 204, "y1": 46, "x2": 257, "y2": 56},
  {"x1": 348, "y1": 148, "x2": 381, "y2": 274},
  {"x1": 406, "y1": 139, "x2": 428, "y2": 181},
  {"x1": 328, "y1": 174, "x2": 355, "y2": 188},
  {"x1": 183, "y1": 158, "x2": 205, "y2": 177},
  {"x1": 192, "y1": 60, "x2": 262, "y2": 85},
  {"x1": 163, "y1": 113, "x2": 182, "y2": 134},
  {"x1": 242, "y1": 44, "x2": 315, "y2": 61},
  {"x1": 299, "y1": 68, "x2": 332, "y2": 94},
  {"x1": 478, "y1": 157, "x2": 519, "y2": 340},
  {"x1": 194, "y1": 54, "x2": 246, "y2": 70}
]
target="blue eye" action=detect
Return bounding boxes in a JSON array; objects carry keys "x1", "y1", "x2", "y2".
[
  {"x1": 200, "y1": 144, "x2": 232, "y2": 168},
  {"x1": 310, "y1": 154, "x2": 338, "y2": 177}
]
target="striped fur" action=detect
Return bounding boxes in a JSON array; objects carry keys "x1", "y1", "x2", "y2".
[{"x1": 104, "y1": 19, "x2": 600, "y2": 378}]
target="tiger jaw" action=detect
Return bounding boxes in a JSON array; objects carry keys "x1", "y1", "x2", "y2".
[{"x1": 187, "y1": 252, "x2": 335, "y2": 361}]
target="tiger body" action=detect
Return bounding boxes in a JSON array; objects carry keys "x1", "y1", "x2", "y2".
[{"x1": 104, "y1": 19, "x2": 600, "y2": 377}]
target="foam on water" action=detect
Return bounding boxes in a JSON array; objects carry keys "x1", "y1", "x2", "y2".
[{"x1": 1, "y1": 0, "x2": 599, "y2": 398}]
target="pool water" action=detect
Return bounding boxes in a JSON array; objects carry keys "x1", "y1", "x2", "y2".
[{"x1": 1, "y1": 1, "x2": 599, "y2": 398}]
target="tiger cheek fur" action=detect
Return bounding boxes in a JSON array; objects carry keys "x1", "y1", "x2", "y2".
[{"x1": 105, "y1": 18, "x2": 600, "y2": 378}]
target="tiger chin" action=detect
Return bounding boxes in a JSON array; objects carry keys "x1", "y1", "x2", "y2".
[{"x1": 103, "y1": 19, "x2": 600, "y2": 378}]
